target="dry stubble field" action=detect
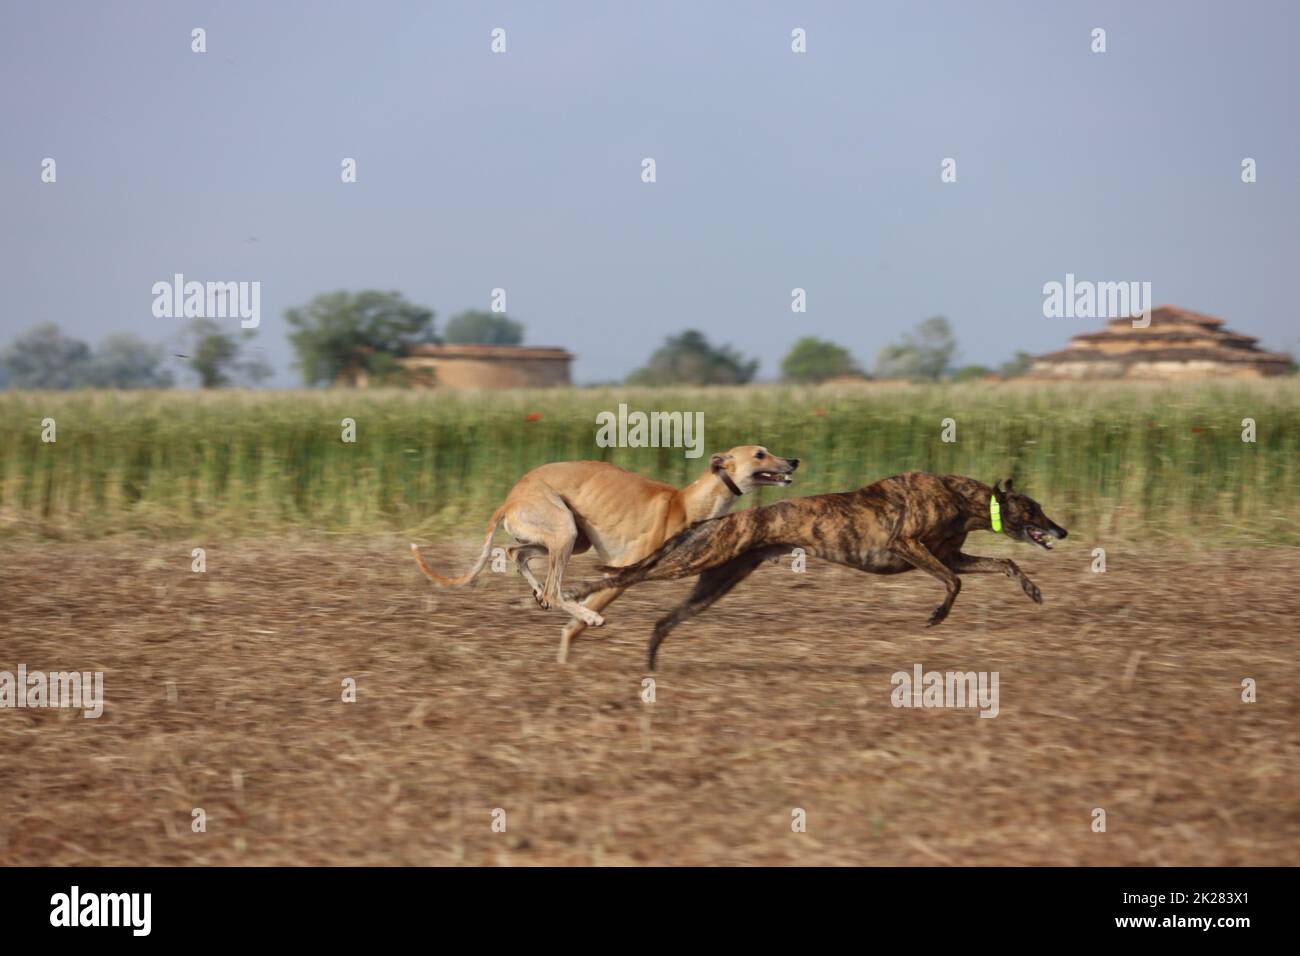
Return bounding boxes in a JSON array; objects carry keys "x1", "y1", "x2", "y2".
[{"x1": 1, "y1": 534, "x2": 1296, "y2": 866}]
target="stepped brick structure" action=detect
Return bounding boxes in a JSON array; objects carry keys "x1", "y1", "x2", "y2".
[
  {"x1": 1030, "y1": 306, "x2": 1291, "y2": 380},
  {"x1": 397, "y1": 344, "x2": 573, "y2": 389}
]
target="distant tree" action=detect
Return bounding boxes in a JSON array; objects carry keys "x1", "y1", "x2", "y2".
[
  {"x1": 998, "y1": 350, "x2": 1035, "y2": 378},
  {"x1": 284, "y1": 290, "x2": 436, "y2": 386},
  {"x1": 184, "y1": 320, "x2": 270, "y2": 388},
  {"x1": 952, "y1": 365, "x2": 993, "y2": 382},
  {"x1": 0, "y1": 322, "x2": 92, "y2": 389},
  {"x1": 626, "y1": 329, "x2": 759, "y2": 386},
  {"x1": 780, "y1": 337, "x2": 861, "y2": 383},
  {"x1": 83, "y1": 333, "x2": 174, "y2": 388},
  {"x1": 443, "y1": 310, "x2": 524, "y2": 346},
  {"x1": 874, "y1": 316, "x2": 957, "y2": 381}
]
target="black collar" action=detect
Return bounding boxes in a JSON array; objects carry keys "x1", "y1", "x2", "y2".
[{"x1": 714, "y1": 468, "x2": 743, "y2": 497}]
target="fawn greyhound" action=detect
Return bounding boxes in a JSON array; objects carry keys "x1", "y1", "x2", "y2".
[
  {"x1": 571, "y1": 473, "x2": 1067, "y2": 668},
  {"x1": 410, "y1": 446, "x2": 799, "y2": 662}
]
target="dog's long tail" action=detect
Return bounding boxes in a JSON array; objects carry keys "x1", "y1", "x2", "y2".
[
  {"x1": 410, "y1": 505, "x2": 508, "y2": 587},
  {"x1": 598, "y1": 522, "x2": 724, "y2": 580},
  {"x1": 590, "y1": 497, "x2": 812, "y2": 597},
  {"x1": 574, "y1": 510, "x2": 769, "y2": 599}
]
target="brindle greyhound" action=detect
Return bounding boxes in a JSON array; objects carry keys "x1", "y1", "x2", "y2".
[{"x1": 570, "y1": 473, "x2": 1067, "y2": 669}]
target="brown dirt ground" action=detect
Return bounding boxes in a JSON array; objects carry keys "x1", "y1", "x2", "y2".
[{"x1": 1, "y1": 536, "x2": 1296, "y2": 866}]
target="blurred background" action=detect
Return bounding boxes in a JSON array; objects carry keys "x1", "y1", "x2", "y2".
[
  {"x1": 1, "y1": 0, "x2": 1296, "y2": 544},
  {"x1": 1, "y1": 0, "x2": 1297, "y2": 388}
]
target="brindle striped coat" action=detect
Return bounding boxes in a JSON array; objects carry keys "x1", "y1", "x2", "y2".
[{"x1": 571, "y1": 472, "x2": 1067, "y2": 669}]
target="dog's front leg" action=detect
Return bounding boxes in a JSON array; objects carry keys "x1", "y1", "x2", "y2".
[
  {"x1": 891, "y1": 540, "x2": 963, "y2": 626},
  {"x1": 950, "y1": 553, "x2": 1042, "y2": 605},
  {"x1": 557, "y1": 586, "x2": 625, "y2": 663}
]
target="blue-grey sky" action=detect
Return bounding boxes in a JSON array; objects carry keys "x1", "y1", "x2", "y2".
[{"x1": 2, "y1": 0, "x2": 1297, "y2": 385}]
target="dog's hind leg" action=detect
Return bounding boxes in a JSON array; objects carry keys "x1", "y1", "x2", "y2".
[
  {"x1": 508, "y1": 544, "x2": 549, "y2": 608},
  {"x1": 950, "y1": 553, "x2": 1042, "y2": 605},
  {"x1": 556, "y1": 586, "x2": 625, "y2": 664},
  {"x1": 890, "y1": 540, "x2": 962, "y2": 626},
  {"x1": 520, "y1": 490, "x2": 605, "y2": 631},
  {"x1": 647, "y1": 551, "x2": 768, "y2": 670},
  {"x1": 543, "y1": 546, "x2": 605, "y2": 630},
  {"x1": 499, "y1": 490, "x2": 601, "y2": 629}
]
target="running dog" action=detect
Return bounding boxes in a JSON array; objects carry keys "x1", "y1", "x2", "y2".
[
  {"x1": 571, "y1": 473, "x2": 1066, "y2": 668},
  {"x1": 411, "y1": 446, "x2": 799, "y2": 662}
]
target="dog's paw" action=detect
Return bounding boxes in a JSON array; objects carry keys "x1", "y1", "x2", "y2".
[
  {"x1": 533, "y1": 591, "x2": 550, "y2": 610},
  {"x1": 1022, "y1": 578, "x2": 1042, "y2": 604},
  {"x1": 578, "y1": 608, "x2": 605, "y2": 627},
  {"x1": 926, "y1": 605, "x2": 950, "y2": 627}
]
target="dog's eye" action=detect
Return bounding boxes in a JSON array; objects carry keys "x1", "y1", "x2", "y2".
[{"x1": 755, "y1": 451, "x2": 766, "y2": 460}]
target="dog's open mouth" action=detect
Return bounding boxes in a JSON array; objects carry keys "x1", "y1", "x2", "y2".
[
  {"x1": 753, "y1": 471, "x2": 794, "y2": 486},
  {"x1": 1025, "y1": 527, "x2": 1053, "y2": 550}
]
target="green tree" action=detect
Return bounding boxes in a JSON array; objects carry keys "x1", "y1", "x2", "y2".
[
  {"x1": 284, "y1": 290, "x2": 436, "y2": 386},
  {"x1": 874, "y1": 316, "x2": 957, "y2": 381},
  {"x1": 626, "y1": 329, "x2": 759, "y2": 386},
  {"x1": 998, "y1": 350, "x2": 1035, "y2": 378},
  {"x1": 952, "y1": 365, "x2": 993, "y2": 382},
  {"x1": 184, "y1": 320, "x2": 270, "y2": 388},
  {"x1": 780, "y1": 337, "x2": 860, "y2": 383},
  {"x1": 83, "y1": 333, "x2": 174, "y2": 388},
  {"x1": 0, "y1": 322, "x2": 92, "y2": 389},
  {"x1": 443, "y1": 310, "x2": 524, "y2": 345}
]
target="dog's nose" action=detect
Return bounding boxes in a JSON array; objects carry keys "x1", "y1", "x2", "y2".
[{"x1": 789, "y1": 458, "x2": 800, "y2": 470}]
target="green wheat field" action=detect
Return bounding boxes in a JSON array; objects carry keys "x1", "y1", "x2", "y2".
[{"x1": 1, "y1": 380, "x2": 1296, "y2": 544}]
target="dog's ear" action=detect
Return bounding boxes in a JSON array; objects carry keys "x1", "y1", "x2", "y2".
[
  {"x1": 710, "y1": 453, "x2": 727, "y2": 471},
  {"x1": 991, "y1": 479, "x2": 1009, "y2": 508},
  {"x1": 1003, "y1": 478, "x2": 1015, "y2": 493}
]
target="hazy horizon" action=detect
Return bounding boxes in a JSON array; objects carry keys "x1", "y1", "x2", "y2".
[{"x1": 2, "y1": 0, "x2": 1297, "y2": 386}]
